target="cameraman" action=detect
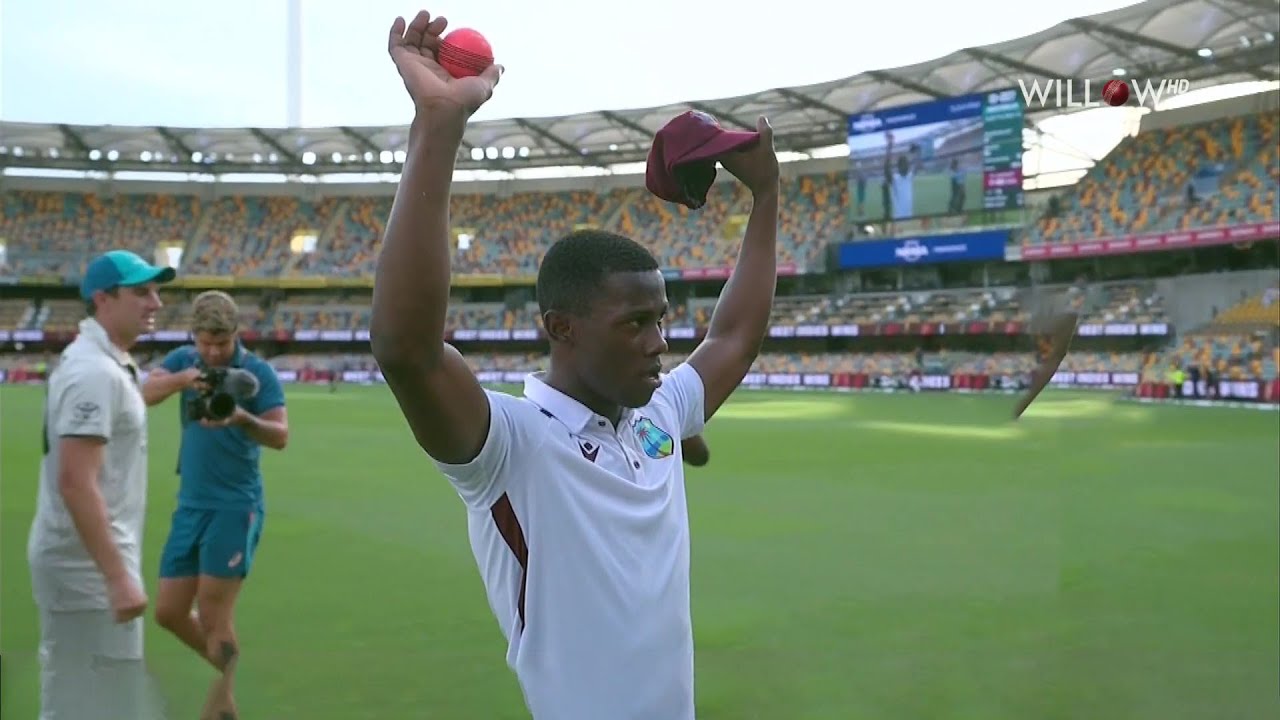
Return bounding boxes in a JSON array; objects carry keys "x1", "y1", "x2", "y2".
[{"x1": 141, "y1": 290, "x2": 287, "y2": 719}]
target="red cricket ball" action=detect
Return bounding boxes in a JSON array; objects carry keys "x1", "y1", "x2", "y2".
[
  {"x1": 438, "y1": 28, "x2": 494, "y2": 79},
  {"x1": 1102, "y1": 79, "x2": 1130, "y2": 107}
]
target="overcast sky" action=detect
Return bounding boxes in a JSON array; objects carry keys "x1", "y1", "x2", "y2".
[{"x1": 1, "y1": 0, "x2": 1150, "y2": 128}]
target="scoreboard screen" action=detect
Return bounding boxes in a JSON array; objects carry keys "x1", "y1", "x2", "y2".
[{"x1": 846, "y1": 88, "x2": 1025, "y2": 224}]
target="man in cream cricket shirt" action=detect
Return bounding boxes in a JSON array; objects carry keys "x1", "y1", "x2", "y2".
[{"x1": 27, "y1": 249, "x2": 175, "y2": 719}]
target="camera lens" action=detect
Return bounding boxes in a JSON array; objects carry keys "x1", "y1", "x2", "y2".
[{"x1": 208, "y1": 393, "x2": 237, "y2": 420}]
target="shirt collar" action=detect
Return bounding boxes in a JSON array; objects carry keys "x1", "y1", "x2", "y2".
[
  {"x1": 79, "y1": 317, "x2": 136, "y2": 370},
  {"x1": 522, "y1": 372, "x2": 635, "y2": 433}
]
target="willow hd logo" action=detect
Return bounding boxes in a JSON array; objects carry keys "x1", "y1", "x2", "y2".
[{"x1": 1018, "y1": 78, "x2": 1191, "y2": 109}]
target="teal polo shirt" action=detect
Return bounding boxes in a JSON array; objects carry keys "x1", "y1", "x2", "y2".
[{"x1": 161, "y1": 342, "x2": 286, "y2": 511}]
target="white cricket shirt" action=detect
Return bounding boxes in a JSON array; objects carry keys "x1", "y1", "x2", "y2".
[
  {"x1": 28, "y1": 317, "x2": 150, "y2": 611},
  {"x1": 891, "y1": 170, "x2": 915, "y2": 220},
  {"x1": 436, "y1": 361, "x2": 707, "y2": 720}
]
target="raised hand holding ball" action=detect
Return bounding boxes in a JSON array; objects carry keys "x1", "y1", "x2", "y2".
[{"x1": 387, "y1": 10, "x2": 502, "y2": 115}]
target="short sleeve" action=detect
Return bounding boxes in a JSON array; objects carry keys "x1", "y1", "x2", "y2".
[
  {"x1": 161, "y1": 347, "x2": 190, "y2": 373},
  {"x1": 433, "y1": 390, "x2": 531, "y2": 510},
  {"x1": 249, "y1": 362, "x2": 286, "y2": 414},
  {"x1": 658, "y1": 362, "x2": 706, "y2": 439},
  {"x1": 52, "y1": 368, "x2": 117, "y2": 441}
]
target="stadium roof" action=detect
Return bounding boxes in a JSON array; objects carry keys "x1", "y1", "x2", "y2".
[{"x1": 1, "y1": 0, "x2": 1276, "y2": 178}]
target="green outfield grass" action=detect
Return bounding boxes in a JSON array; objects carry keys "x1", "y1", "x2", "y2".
[
  {"x1": 3, "y1": 384, "x2": 1277, "y2": 719},
  {"x1": 851, "y1": 172, "x2": 986, "y2": 222}
]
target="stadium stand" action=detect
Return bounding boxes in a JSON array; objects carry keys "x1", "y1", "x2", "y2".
[
  {"x1": 0, "y1": 169, "x2": 846, "y2": 280},
  {"x1": 182, "y1": 197, "x2": 343, "y2": 277},
  {"x1": 1, "y1": 101, "x2": 1275, "y2": 282},
  {"x1": 1029, "y1": 111, "x2": 1279, "y2": 245},
  {"x1": 0, "y1": 191, "x2": 200, "y2": 277},
  {"x1": 1071, "y1": 281, "x2": 1168, "y2": 324},
  {"x1": 0, "y1": 299, "x2": 34, "y2": 329},
  {"x1": 1202, "y1": 287, "x2": 1280, "y2": 331},
  {"x1": 1140, "y1": 287, "x2": 1280, "y2": 383},
  {"x1": 6, "y1": 279, "x2": 1175, "y2": 339},
  {"x1": 0, "y1": 90, "x2": 1275, "y2": 405},
  {"x1": 289, "y1": 349, "x2": 1133, "y2": 381},
  {"x1": 812, "y1": 286, "x2": 1028, "y2": 326}
]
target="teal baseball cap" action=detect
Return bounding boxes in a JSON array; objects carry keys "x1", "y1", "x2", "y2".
[{"x1": 80, "y1": 250, "x2": 177, "y2": 301}]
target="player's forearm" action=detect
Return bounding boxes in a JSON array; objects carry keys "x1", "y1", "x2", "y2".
[
  {"x1": 59, "y1": 469, "x2": 130, "y2": 583},
  {"x1": 681, "y1": 435, "x2": 710, "y2": 467},
  {"x1": 240, "y1": 414, "x2": 288, "y2": 450},
  {"x1": 705, "y1": 185, "x2": 779, "y2": 357},
  {"x1": 370, "y1": 106, "x2": 467, "y2": 370},
  {"x1": 141, "y1": 372, "x2": 188, "y2": 406}
]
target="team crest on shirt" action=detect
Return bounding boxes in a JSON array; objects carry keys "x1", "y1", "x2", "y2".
[
  {"x1": 70, "y1": 401, "x2": 100, "y2": 427},
  {"x1": 632, "y1": 416, "x2": 674, "y2": 460}
]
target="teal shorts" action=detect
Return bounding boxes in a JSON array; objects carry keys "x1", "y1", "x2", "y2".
[{"x1": 159, "y1": 507, "x2": 264, "y2": 579}]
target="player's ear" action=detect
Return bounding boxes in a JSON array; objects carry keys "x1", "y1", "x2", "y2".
[
  {"x1": 542, "y1": 310, "x2": 573, "y2": 345},
  {"x1": 90, "y1": 289, "x2": 110, "y2": 313}
]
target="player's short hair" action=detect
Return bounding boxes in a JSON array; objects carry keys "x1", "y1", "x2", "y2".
[
  {"x1": 191, "y1": 290, "x2": 238, "y2": 335},
  {"x1": 536, "y1": 230, "x2": 659, "y2": 317},
  {"x1": 84, "y1": 288, "x2": 119, "y2": 317}
]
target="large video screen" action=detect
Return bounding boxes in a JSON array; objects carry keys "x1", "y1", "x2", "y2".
[{"x1": 846, "y1": 88, "x2": 1024, "y2": 224}]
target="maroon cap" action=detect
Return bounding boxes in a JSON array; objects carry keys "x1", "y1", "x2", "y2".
[{"x1": 645, "y1": 110, "x2": 760, "y2": 209}]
